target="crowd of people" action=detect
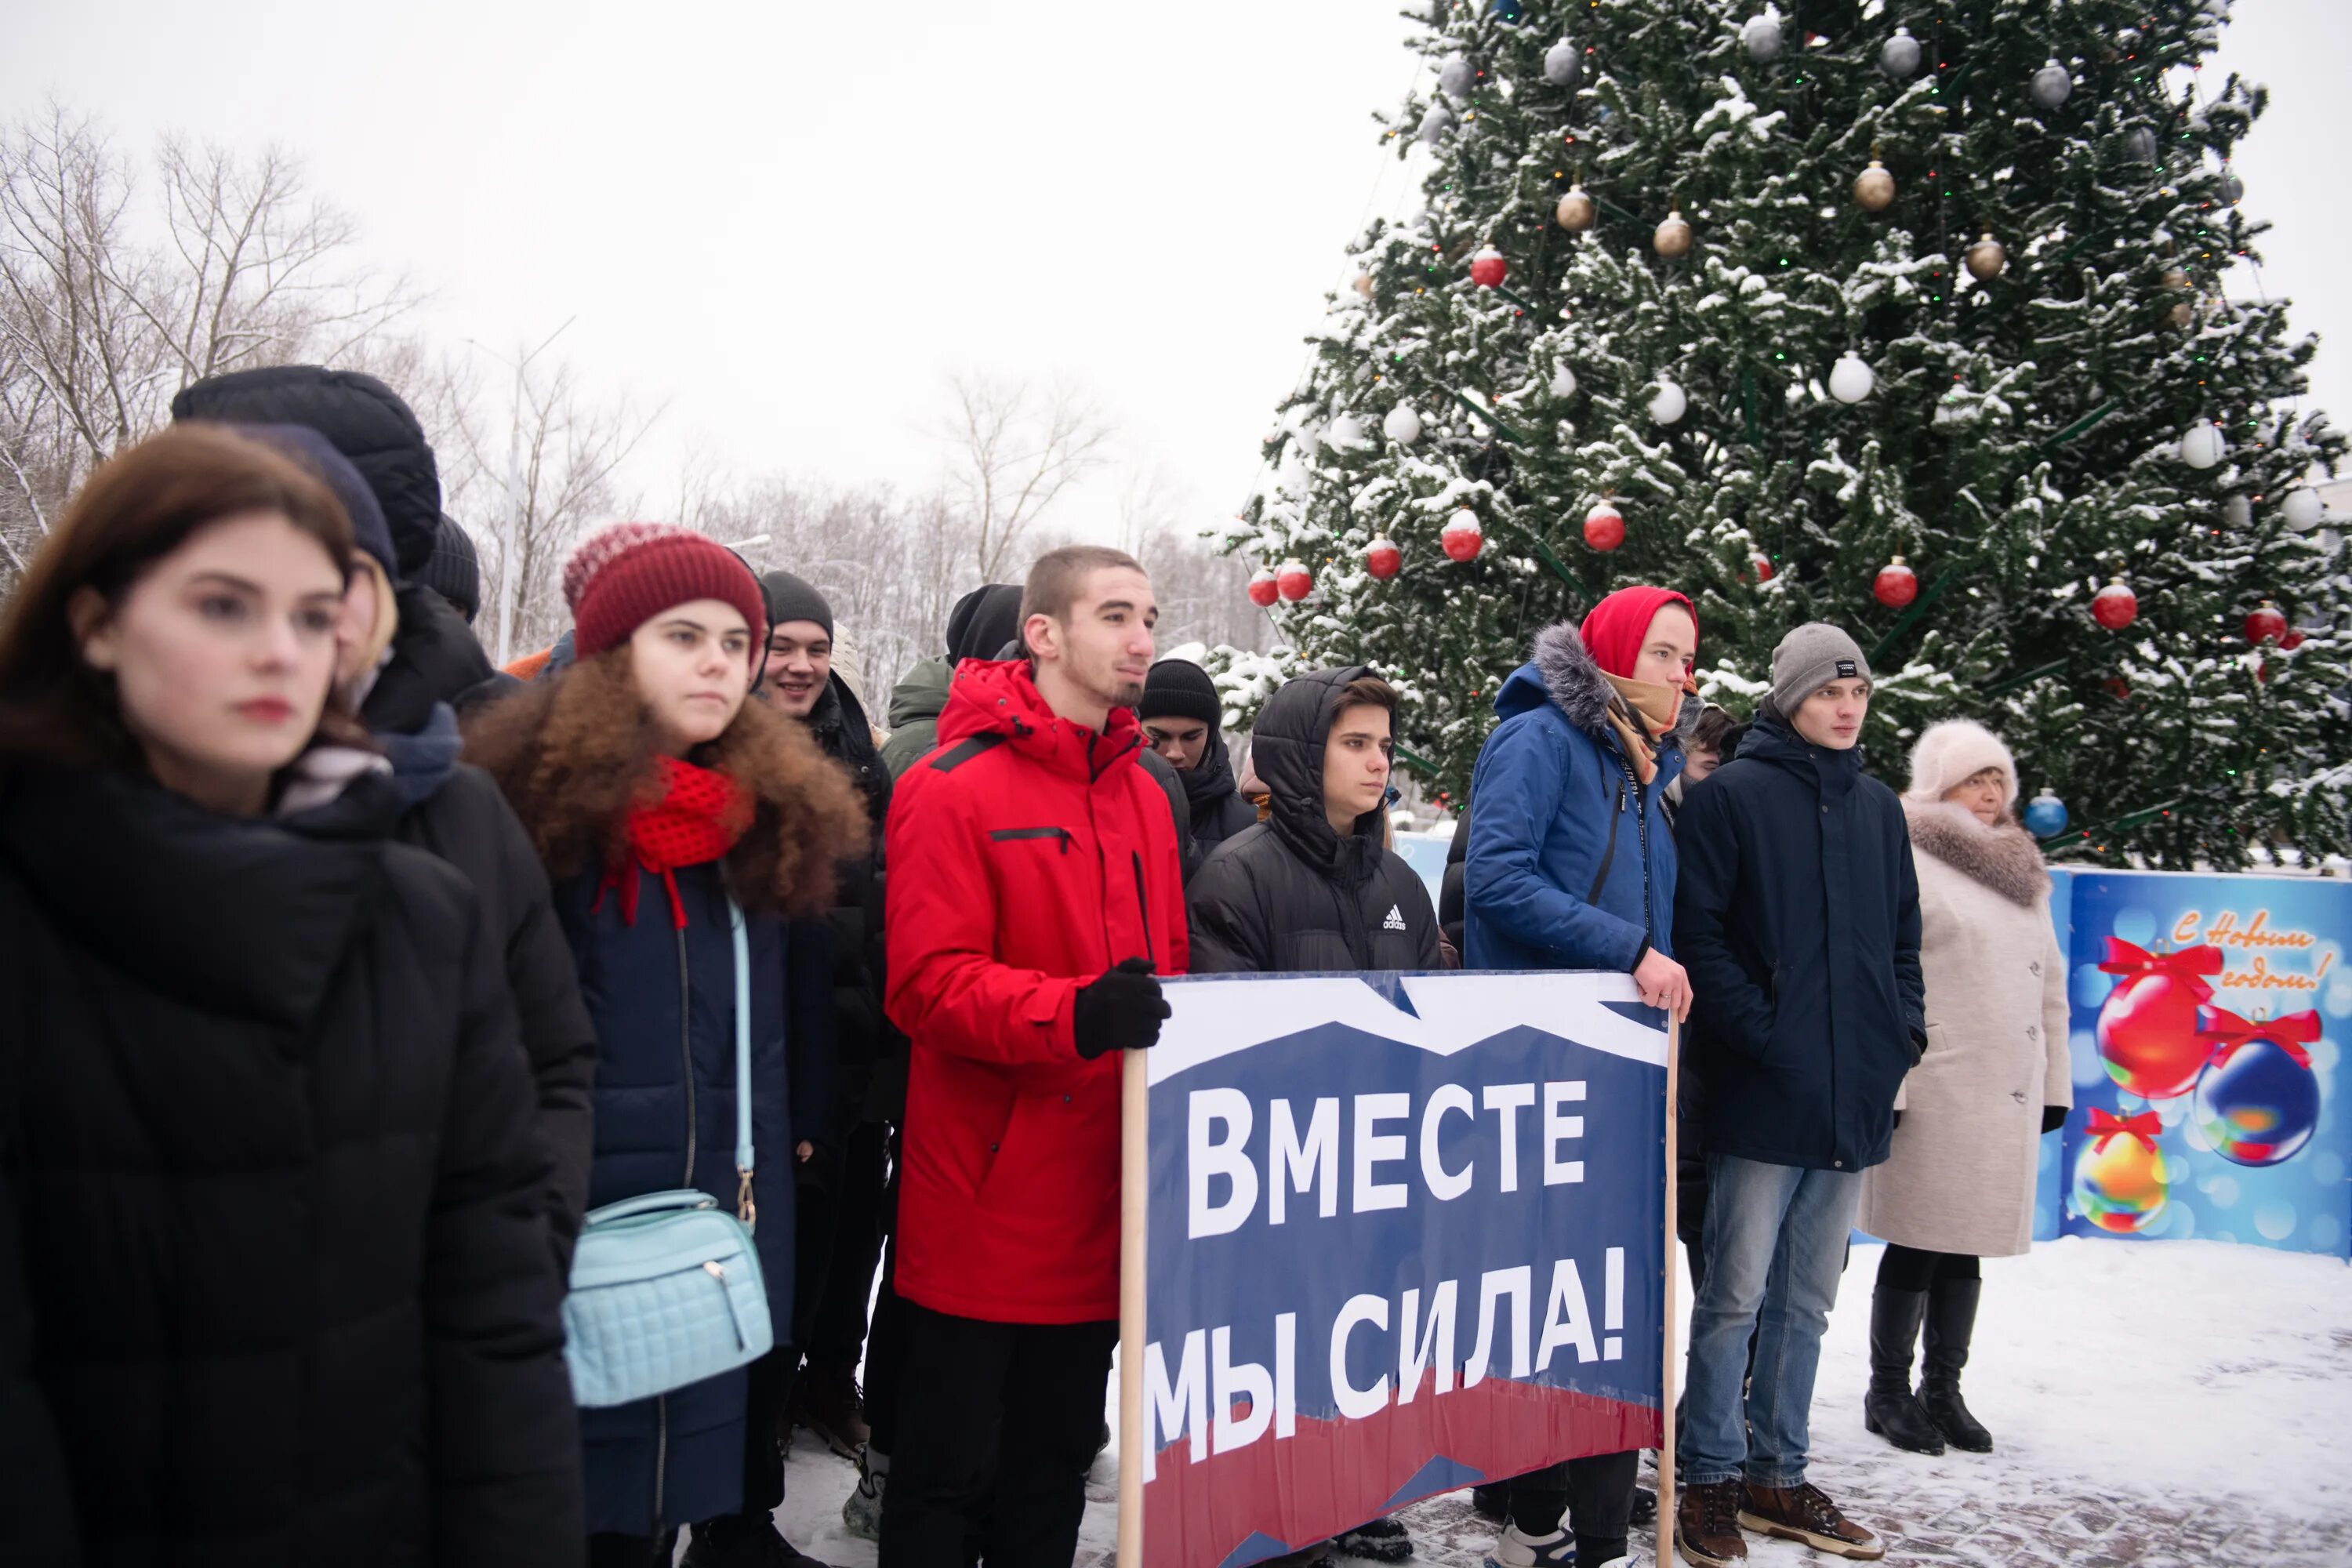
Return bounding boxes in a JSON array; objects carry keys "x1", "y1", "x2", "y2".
[{"x1": 0, "y1": 366, "x2": 2071, "y2": 1568}]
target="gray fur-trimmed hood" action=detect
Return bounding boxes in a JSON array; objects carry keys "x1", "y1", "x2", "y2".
[
  {"x1": 1903, "y1": 797, "x2": 2051, "y2": 908},
  {"x1": 1494, "y1": 621, "x2": 1698, "y2": 750}
]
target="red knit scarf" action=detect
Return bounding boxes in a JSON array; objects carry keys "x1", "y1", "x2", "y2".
[{"x1": 597, "y1": 754, "x2": 749, "y2": 928}]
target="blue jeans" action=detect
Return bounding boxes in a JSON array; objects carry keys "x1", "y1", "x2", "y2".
[{"x1": 1681, "y1": 1153, "x2": 1860, "y2": 1487}]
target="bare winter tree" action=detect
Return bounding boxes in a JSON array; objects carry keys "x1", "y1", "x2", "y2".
[
  {"x1": 1112, "y1": 461, "x2": 1267, "y2": 655},
  {"x1": 934, "y1": 370, "x2": 1112, "y2": 583},
  {"x1": 452, "y1": 341, "x2": 661, "y2": 663},
  {"x1": 0, "y1": 105, "x2": 415, "y2": 580}
]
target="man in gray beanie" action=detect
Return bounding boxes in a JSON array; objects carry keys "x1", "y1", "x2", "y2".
[{"x1": 1668, "y1": 622, "x2": 1925, "y2": 1567}]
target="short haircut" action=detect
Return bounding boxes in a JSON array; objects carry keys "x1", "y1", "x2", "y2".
[
  {"x1": 1019, "y1": 545, "x2": 1145, "y2": 656},
  {"x1": 1330, "y1": 673, "x2": 1398, "y2": 727},
  {"x1": 1690, "y1": 704, "x2": 1742, "y2": 755}
]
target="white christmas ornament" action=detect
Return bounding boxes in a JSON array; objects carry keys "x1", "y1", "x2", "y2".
[
  {"x1": 1828, "y1": 354, "x2": 1876, "y2": 405},
  {"x1": 1880, "y1": 27, "x2": 1921, "y2": 78},
  {"x1": 2223, "y1": 494, "x2": 2252, "y2": 529},
  {"x1": 2031, "y1": 60, "x2": 2073, "y2": 111},
  {"x1": 1543, "y1": 38, "x2": 1582, "y2": 87},
  {"x1": 1649, "y1": 380, "x2": 1688, "y2": 426},
  {"x1": 1417, "y1": 103, "x2": 1454, "y2": 146},
  {"x1": 1381, "y1": 405, "x2": 1425, "y2": 444},
  {"x1": 1438, "y1": 54, "x2": 1475, "y2": 99},
  {"x1": 1550, "y1": 362, "x2": 1578, "y2": 399},
  {"x1": 1743, "y1": 12, "x2": 1783, "y2": 62},
  {"x1": 1326, "y1": 415, "x2": 1367, "y2": 450},
  {"x1": 2180, "y1": 423, "x2": 2225, "y2": 470},
  {"x1": 2281, "y1": 488, "x2": 2326, "y2": 530}
]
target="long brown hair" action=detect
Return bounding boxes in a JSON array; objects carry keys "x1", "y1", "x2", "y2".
[
  {"x1": 0, "y1": 423, "x2": 368, "y2": 771},
  {"x1": 463, "y1": 648, "x2": 868, "y2": 916}
]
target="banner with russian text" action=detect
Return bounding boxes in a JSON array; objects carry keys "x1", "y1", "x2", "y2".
[{"x1": 1118, "y1": 971, "x2": 1671, "y2": 1568}]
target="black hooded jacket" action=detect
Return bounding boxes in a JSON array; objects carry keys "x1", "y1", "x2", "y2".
[
  {"x1": 804, "y1": 674, "x2": 906, "y2": 1130},
  {"x1": 1185, "y1": 667, "x2": 1440, "y2": 973},
  {"x1": 0, "y1": 764, "x2": 581, "y2": 1563},
  {"x1": 1178, "y1": 724, "x2": 1258, "y2": 855}
]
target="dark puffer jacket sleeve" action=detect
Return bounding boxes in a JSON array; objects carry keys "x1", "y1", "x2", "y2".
[
  {"x1": 1184, "y1": 848, "x2": 1271, "y2": 973},
  {"x1": 1671, "y1": 780, "x2": 1776, "y2": 1062},
  {"x1": 483, "y1": 785, "x2": 599, "y2": 1269},
  {"x1": 1893, "y1": 826, "x2": 1928, "y2": 1050},
  {"x1": 0, "y1": 1161, "x2": 75, "y2": 1562},
  {"x1": 787, "y1": 917, "x2": 836, "y2": 1152},
  {"x1": 424, "y1": 898, "x2": 584, "y2": 1566}
]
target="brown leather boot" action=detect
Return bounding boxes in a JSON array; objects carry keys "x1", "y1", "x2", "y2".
[
  {"x1": 1674, "y1": 1479, "x2": 1748, "y2": 1567},
  {"x1": 1737, "y1": 1482, "x2": 1885, "y2": 1560},
  {"x1": 793, "y1": 1359, "x2": 869, "y2": 1459}
]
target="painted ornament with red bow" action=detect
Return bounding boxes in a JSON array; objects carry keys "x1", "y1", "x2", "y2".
[
  {"x1": 2192, "y1": 1007, "x2": 2324, "y2": 1167},
  {"x1": 2094, "y1": 938, "x2": 2225, "y2": 1099},
  {"x1": 2071, "y1": 1107, "x2": 2169, "y2": 1234}
]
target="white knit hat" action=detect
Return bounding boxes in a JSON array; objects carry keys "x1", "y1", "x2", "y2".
[{"x1": 1904, "y1": 719, "x2": 2019, "y2": 805}]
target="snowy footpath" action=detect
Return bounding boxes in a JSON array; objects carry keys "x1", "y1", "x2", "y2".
[{"x1": 767, "y1": 1238, "x2": 2352, "y2": 1568}]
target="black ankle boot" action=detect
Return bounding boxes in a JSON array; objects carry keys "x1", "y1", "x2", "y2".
[
  {"x1": 1920, "y1": 1274, "x2": 1992, "y2": 1453},
  {"x1": 1862, "y1": 1283, "x2": 1946, "y2": 1455}
]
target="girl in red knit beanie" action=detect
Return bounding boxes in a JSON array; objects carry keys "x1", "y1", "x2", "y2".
[{"x1": 466, "y1": 522, "x2": 869, "y2": 1563}]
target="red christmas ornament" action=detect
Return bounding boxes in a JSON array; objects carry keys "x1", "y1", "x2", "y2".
[
  {"x1": 2281, "y1": 630, "x2": 2306, "y2": 651},
  {"x1": 2103, "y1": 676, "x2": 2132, "y2": 701},
  {"x1": 1469, "y1": 245, "x2": 1508, "y2": 288},
  {"x1": 1874, "y1": 555, "x2": 1919, "y2": 609},
  {"x1": 2095, "y1": 939, "x2": 2224, "y2": 1100},
  {"x1": 1366, "y1": 537, "x2": 1403, "y2": 579},
  {"x1": 1247, "y1": 568, "x2": 1279, "y2": 608},
  {"x1": 1441, "y1": 509, "x2": 1485, "y2": 562},
  {"x1": 1750, "y1": 554, "x2": 1776, "y2": 583},
  {"x1": 1276, "y1": 558, "x2": 1314, "y2": 602},
  {"x1": 2243, "y1": 601, "x2": 2288, "y2": 645},
  {"x1": 1583, "y1": 501, "x2": 1625, "y2": 552},
  {"x1": 2092, "y1": 579, "x2": 2139, "y2": 630}
]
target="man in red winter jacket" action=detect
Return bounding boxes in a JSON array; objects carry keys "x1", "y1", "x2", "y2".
[{"x1": 880, "y1": 544, "x2": 1189, "y2": 1568}]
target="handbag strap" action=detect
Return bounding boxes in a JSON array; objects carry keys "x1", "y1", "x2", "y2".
[{"x1": 729, "y1": 895, "x2": 756, "y2": 1230}]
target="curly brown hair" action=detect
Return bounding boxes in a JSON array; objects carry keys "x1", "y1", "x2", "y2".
[{"x1": 462, "y1": 649, "x2": 869, "y2": 916}]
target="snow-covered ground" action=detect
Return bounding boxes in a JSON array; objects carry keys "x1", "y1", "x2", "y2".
[{"x1": 765, "y1": 1237, "x2": 2352, "y2": 1567}]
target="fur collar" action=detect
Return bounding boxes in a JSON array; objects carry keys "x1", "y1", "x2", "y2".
[
  {"x1": 1530, "y1": 622, "x2": 1698, "y2": 747},
  {"x1": 1904, "y1": 798, "x2": 2050, "y2": 908}
]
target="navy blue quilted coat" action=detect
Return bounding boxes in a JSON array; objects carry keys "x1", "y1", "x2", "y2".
[{"x1": 556, "y1": 859, "x2": 827, "y2": 1536}]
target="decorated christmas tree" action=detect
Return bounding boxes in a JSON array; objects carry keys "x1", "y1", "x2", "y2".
[{"x1": 1220, "y1": 0, "x2": 2349, "y2": 866}]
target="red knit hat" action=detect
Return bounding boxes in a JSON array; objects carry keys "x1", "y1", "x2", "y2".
[
  {"x1": 1578, "y1": 586, "x2": 1698, "y2": 681},
  {"x1": 563, "y1": 523, "x2": 768, "y2": 669}
]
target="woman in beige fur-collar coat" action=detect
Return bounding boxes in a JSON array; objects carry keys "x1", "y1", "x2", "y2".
[{"x1": 1856, "y1": 718, "x2": 2071, "y2": 1462}]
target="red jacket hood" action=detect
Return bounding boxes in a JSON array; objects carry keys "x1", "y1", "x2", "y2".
[{"x1": 938, "y1": 658, "x2": 1149, "y2": 782}]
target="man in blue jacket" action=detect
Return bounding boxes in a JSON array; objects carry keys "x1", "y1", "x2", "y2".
[
  {"x1": 1465, "y1": 587, "x2": 1697, "y2": 1568},
  {"x1": 1669, "y1": 624, "x2": 1925, "y2": 1568}
]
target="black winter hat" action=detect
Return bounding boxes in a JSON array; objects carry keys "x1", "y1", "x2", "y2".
[
  {"x1": 760, "y1": 570, "x2": 835, "y2": 641},
  {"x1": 171, "y1": 365, "x2": 443, "y2": 577},
  {"x1": 945, "y1": 583, "x2": 1023, "y2": 662},
  {"x1": 418, "y1": 514, "x2": 481, "y2": 623},
  {"x1": 1139, "y1": 659, "x2": 1222, "y2": 728},
  {"x1": 242, "y1": 423, "x2": 396, "y2": 578}
]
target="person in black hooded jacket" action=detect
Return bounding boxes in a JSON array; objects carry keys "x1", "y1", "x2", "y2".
[
  {"x1": 0, "y1": 424, "x2": 579, "y2": 1564},
  {"x1": 1187, "y1": 668, "x2": 1439, "y2": 973},
  {"x1": 1139, "y1": 657, "x2": 1254, "y2": 862},
  {"x1": 241, "y1": 422, "x2": 599, "y2": 1269}
]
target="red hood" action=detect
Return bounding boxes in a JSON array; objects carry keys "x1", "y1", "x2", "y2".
[{"x1": 937, "y1": 658, "x2": 1147, "y2": 782}]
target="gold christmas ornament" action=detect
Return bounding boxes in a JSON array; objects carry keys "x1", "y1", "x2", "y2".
[
  {"x1": 1353, "y1": 273, "x2": 1374, "y2": 299},
  {"x1": 1555, "y1": 183, "x2": 1597, "y2": 231},
  {"x1": 1853, "y1": 157, "x2": 1896, "y2": 212},
  {"x1": 1654, "y1": 208, "x2": 1693, "y2": 259},
  {"x1": 1964, "y1": 231, "x2": 2007, "y2": 281},
  {"x1": 2161, "y1": 267, "x2": 2193, "y2": 328}
]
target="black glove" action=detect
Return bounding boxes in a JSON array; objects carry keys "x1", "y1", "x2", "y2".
[
  {"x1": 1907, "y1": 1028, "x2": 1929, "y2": 1066},
  {"x1": 2042, "y1": 1105, "x2": 2068, "y2": 1135},
  {"x1": 1891, "y1": 1110, "x2": 1904, "y2": 1131},
  {"x1": 1073, "y1": 957, "x2": 1169, "y2": 1059}
]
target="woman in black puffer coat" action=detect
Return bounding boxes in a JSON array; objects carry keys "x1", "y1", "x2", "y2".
[{"x1": 0, "y1": 425, "x2": 580, "y2": 1566}]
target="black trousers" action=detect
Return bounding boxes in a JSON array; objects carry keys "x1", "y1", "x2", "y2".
[
  {"x1": 864, "y1": 1127, "x2": 910, "y2": 1457},
  {"x1": 1877, "y1": 1243, "x2": 1980, "y2": 1291},
  {"x1": 877, "y1": 1304, "x2": 1117, "y2": 1568},
  {"x1": 1506, "y1": 1448, "x2": 1639, "y2": 1538},
  {"x1": 810, "y1": 1117, "x2": 891, "y2": 1366}
]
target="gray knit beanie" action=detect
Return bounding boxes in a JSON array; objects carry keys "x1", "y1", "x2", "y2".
[{"x1": 1770, "y1": 622, "x2": 1871, "y2": 717}]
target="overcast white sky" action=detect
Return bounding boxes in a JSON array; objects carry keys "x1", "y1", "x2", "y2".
[{"x1": 9, "y1": 1, "x2": 2346, "y2": 535}]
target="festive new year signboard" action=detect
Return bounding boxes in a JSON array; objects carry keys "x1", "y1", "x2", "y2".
[
  {"x1": 1116, "y1": 973, "x2": 1671, "y2": 1568},
  {"x1": 2038, "y1": 870, "x2": 2351, "y2": 1258}
]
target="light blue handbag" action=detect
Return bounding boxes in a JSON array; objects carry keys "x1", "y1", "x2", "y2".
[{"x1": 562, "y1": 896, "x2": 774, "y2": 1408}]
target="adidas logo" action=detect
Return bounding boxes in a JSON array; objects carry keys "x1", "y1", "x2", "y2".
[{"x1": 1381, "y1": 905, "x2": 1407, "y2": 931}]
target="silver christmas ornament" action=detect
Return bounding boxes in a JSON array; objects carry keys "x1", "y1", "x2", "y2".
[
  {"x1": 2282, "y1": 488, "x2": 2326, "y2": 530},
  {"x1": 2180, "y1": 422, "x2": 2225, "y2": 470},
  {"x1": 2031, "y1": 60, "x2": 2074, "y2": 111},
  {"x1": 1438, "y1": 54, "x2": 1475, "y2": 99},
  {"x1": 1828, "y1": 354, "x2": 1876, "y2": 405},
  {"x1": 1880, "y1": 27, "x2": 1921, "y2": 78},
  {"x1": 2223, "y1": 494, "x2": 2252, "y2": 529},
  {"x1": 2125, "y1": 126, "x2": 2158, "y2": 163},
  {"x1": 1417, "y1": 102, "x2": 1454, "y2": 146},
  {"x1": 1381, "y1": 405, "x2": 1425, "y2": 444},
  {"x1": 1543, "y1": 38, "x2": 1582, "y2": 88},
  {"x1": 1743, "y1": 13, "x2": 1783, "y2": 62},
  {"x1": 2216, "y1": 169, "x2": 2244, "y2": 204},
  {"x1": 1649, "y1": 380, "x2": 1688, "y2": 425}
]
